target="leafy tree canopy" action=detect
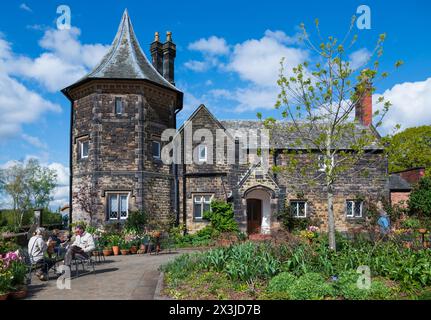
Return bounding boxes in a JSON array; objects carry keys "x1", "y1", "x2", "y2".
[{"x1": 384, "y1": 125, "x2": 431, "y2": 176}]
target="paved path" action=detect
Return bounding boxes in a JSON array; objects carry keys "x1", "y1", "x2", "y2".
[{"x1": 26, "y1": 249, "x2": 194, "y2": 300}]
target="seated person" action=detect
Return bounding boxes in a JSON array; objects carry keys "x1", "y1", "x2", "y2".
[
  {"x1": 63, "y1": 225, "x2": 95, "y2": 267},
  {"x1": 28, "y1": 227, "x2": 56, "y2": 281},
  {"x1": 48, "y1": 229, "x2": 66, "y2": 257}
]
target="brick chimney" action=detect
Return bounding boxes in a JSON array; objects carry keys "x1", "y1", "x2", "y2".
[
  {"x1": 163, "y1": 31, "x2": 176, "y2": 85},
  {"x1": 355, "y1": 80, "x2": 372, "y2": 126},
  {"x1": 150, "y1": 32, "x2": 163, "y2": 75}
]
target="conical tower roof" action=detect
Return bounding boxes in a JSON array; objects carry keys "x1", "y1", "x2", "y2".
[{"x1": 62, "y1": 9, "x2": 182, "y2": 106}]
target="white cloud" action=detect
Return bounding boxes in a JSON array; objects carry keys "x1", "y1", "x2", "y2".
[
  {"x1": 184, "y1": 60, "x2": 209, "y2": 72},
  {"x1": 228, "y1": 32, "x2": 308, "y2": 88},
  {"x1": 0, "y1": 73, "x2": 61, "y2": 140},
  {"x1": 374, "y1": 77, "x2": 431, "y2": 134},
  {"x1": 6, "y1": 27, "x2": 109, "y2": 92},
  {"x1": 188, "y1": 36, "x2": 229, "y2": 55},
  {"x1": 21, "y1": 134, "x2": 48, "y2": 149},
  {"x1": 0, "y1": 27, "x2": 108, "y2": 141},
  {"x1": 19, "y1": 3, "x2": 32, "y2": 12},
  {"x1": 349, "y1": 48, "x2": 371, "y2": 70}
]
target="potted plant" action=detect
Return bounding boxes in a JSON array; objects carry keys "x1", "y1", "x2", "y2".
[
  {"x1": 0, "y1": 266, "x2": 12, "y2": 300},
  {"x1": 8, "y1": 259, "x2": 28, "y2": 299},
  {"x1": 108, "y1": 234, "x2": 121, "y2": 256},
  {"x1": 120, "y1": 241, "x2": 129, "y2": 255},
  {"x1": 130, "y1": 240, "x2": 138, "y2": 254},
  {"x1": 102, "y1": 247, "x2": 113, "y2": 256}
]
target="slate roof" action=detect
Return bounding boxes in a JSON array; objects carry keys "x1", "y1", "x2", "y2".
[
  {"x1": 62, "y1": 9, "x2": 179, "y2": 93},
  {"x1": 220, "y1": 120, "x2": 383, "y2": 150},
  {"x1": 389, "y1": 174, "x2": 412, "y2": 191}
]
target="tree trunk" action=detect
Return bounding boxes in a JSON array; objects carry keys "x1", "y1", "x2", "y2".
[{"x1": 327, "y1": 184, "x2": 336, "y2": 251}]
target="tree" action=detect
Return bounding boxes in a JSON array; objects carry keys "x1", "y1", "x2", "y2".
[
  {"x1": 74, "y1": 180, "x2": 98, "y2": 226},
  {"x1": 408, "y1": 177, "x2": 431, "y2": 217},
  {"x1": 0, "y1": 159, "x2": 57, "y2": 227},
  {"x1": 261, "y1": 18, "x2": 401, "y2": 250},
  {"x1": 383, "y1": 126, "x2": 431, "y2": 176}
]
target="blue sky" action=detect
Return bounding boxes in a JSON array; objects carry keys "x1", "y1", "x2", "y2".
[{"x1": 0, "y1": 0, "x2": 430, "y2": 208}]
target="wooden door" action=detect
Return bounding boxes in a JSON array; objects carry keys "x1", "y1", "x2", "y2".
[{"x1": 247, "y1": 199, "x2": 262, "y2": 234}]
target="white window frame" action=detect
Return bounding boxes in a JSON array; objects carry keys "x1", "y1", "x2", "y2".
[
  {"x1": 78, "y1": 139, "x2": 89, "y2": 159},
  {"x1": 346, "y1": 200, "x2": 363, "y2": 218},
  {"x1": 318, "y1": 154, "x2": 334, "y2": 172},
  {"x1": 198, "y1": 145, "x2": 207, "y2": 162},
  {"x1": 291, "y1": 201, "x2": 307, "y2": 218},
  {"x1": 152, "y1": 141, "x2": 161, "y2": 159},
  {"x1": 107, "y1": 192, "x2": 130, "y2": 221},
  {"x1": 193, "y1": 194, "x2": 213, "y2": 220},
  {"x1": 115, "y1": 97, "x2": 123, "y2": 115}
]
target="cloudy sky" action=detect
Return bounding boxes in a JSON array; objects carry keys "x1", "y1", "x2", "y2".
[{"x1": 0, "y1": 0, "x2": 430, "y2": 209}]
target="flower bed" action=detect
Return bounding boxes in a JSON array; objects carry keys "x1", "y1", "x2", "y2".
[{"x1": 161, "y1": 235, "x2": 431, "y2": 300}]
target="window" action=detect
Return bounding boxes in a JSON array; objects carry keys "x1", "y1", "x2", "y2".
[
  {"x1": 108, "y1": 193, "x2": 129, "y2": 220},
  {"x1": 318, "y1": 154, "x2": 334, "y2": 172},
  {"x1": 254, "y1": 169, "x2": 264, "y2": 179},
  {"x1": 290, "y1": 201, "x2": 307, "y2": 218},
  {"x1": 346, "y1": 200, "x2": 363, "y2": 218},
  {"x1": 78, "y1": 140, "x2": 89, "y2": 159},
  {"x1": 152, "y1": 141, "x2": 161, "y2": 159},
  {"x1": 115, "y1": 97, "x2": 123, "y2": 114},
  {"x1": 198, "y1": 145, "x2": 207, "y2": 162},
  {"x1": 193, "y1": 195, "x2": 212, "y2": 220}
]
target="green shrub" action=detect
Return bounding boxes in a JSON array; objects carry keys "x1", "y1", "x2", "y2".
[
  {"x1": 288, "y1": 273, "x2": 334, "y2": 300},
  {"x1": 267, "y1": 272, "x2": 296, "y2": 293},
  {"x1": 204, "y1": 200, "x2": 238, "y2": 233},
  {"x1": 124, "y1": 210, "x2": 147, "y2": 233},
  {"x1": 334, "y1": 270, "x2": 394, "y2": 300},
  {"x1": 408, "y1": 177, "x2": 431, "y2": 217}
]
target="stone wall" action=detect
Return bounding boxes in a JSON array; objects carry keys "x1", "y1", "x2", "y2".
[{"x1": 69, "y1": 80, "x2": 178, "y2": 226}]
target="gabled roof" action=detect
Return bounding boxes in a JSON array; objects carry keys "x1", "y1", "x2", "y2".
[{"x1": 62, "y1": 9, "x2": 182, "y2": 105}]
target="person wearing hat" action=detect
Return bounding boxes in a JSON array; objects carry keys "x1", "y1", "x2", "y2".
[{"x1": 28, "y1": 227, "x2": 56, "y2": 281}]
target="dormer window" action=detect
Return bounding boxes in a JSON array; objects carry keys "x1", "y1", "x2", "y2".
[
  {"x1": 115, "y1": 97, "x2": 123, "y2": 114},
  {"x1": 198, "y1": 145, "x2": 207, "y2": 162}
]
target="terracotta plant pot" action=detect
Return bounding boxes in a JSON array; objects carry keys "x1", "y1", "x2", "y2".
[
  {"x1": 403, "y1": 241, "x2": 412, "y2": 249},
  {"x1": 130, "y1": 246, "x2": 138, "y2": 254},
  {"x1": 112, "y1": 246, "x2": 120, "y2": 256},
  {"x1": 139, "y1": 244, "x2": 147, "y2": 253},
  {"x1": 0, "y1": 293, "x2": 8, "y2": 300},
  {"x1": 103, "y1": 249, "x2": 112, "y2": 256},
  {"x1": 120, "y1": 249, "x2": 129, "y2": 255},
  {"x1": 9, "y1": 288, "x2": 27, "y2": 300}
]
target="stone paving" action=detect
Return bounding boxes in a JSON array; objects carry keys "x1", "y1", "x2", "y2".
[{"x1": 26, "y1": 249, "x2": 194, "y2": 300}]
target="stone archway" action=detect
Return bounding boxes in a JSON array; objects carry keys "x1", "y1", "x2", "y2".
[{"x1": 243, "y1": 186, "x2": 274, "y2": 235}]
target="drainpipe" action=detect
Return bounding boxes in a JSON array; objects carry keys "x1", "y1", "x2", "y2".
[{"x1": 174, "y1": 108, "x2": 181, "y2": 227}]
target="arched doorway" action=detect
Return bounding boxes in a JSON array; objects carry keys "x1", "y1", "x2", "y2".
[{"x1": 244, "y1": 187, "x2": 272, "y2": 235}]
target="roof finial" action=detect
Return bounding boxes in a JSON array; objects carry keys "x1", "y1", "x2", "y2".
[
  {"x1": 154, "y1": 32, "x2": 160, "y2": 42},
  {"x1": 166, "y1": 31, "x2": 172, "y2": 42}
]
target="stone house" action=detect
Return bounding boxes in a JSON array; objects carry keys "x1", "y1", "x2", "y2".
[{"x1": 62, "y1": 10, "x2": 389, "y2": 234}]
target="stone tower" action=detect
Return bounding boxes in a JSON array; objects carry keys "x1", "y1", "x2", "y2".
[{"x1": 62, "y1": 9, "x2": 183, "y2": 226}]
